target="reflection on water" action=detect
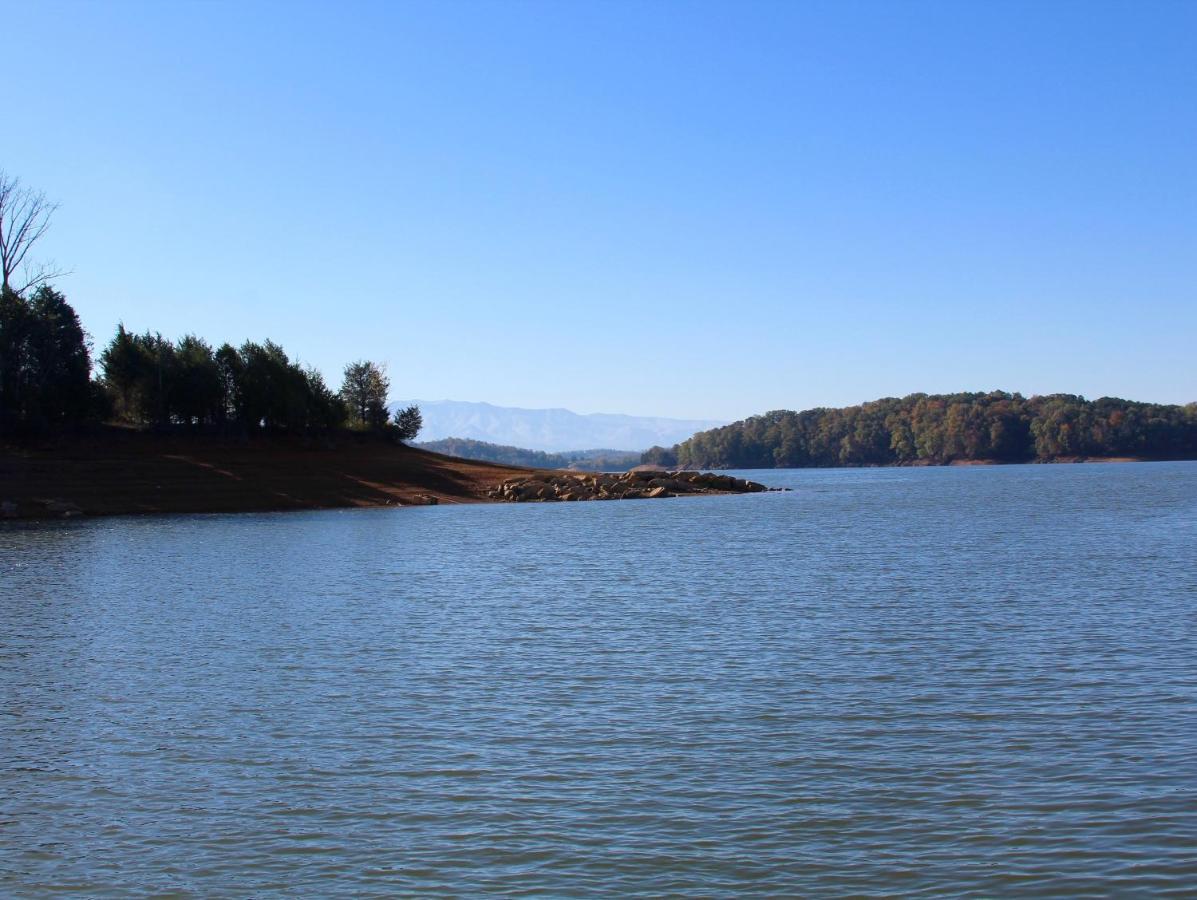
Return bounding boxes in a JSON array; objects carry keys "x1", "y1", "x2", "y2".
[{"x1": 2, "y1": 463, "x2": 1196, "y2": 895}]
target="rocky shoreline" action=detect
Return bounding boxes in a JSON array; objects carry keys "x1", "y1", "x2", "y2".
[
  {"x1": 1, "y1": 433, "x2": 792, "y2": 519},
  {"x1": 488, "y1": 469, "x2": 777, "y2": 502}
]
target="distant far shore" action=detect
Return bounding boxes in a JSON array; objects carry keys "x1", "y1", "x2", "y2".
[
  {"x1": 637, "y1": 456, "x2": 1160, "y2": 471},
  {"x1": 944, "y1": 456, "x2": 1147, "y2": 466},
  {"x1": 656, "y1": 392, "x2": 1196, "y2": 470}
]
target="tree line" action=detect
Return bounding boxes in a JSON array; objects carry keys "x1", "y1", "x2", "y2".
[
  {"x1": 419, "y1": 437, "x2": 640, "y2": 471},
  {"x1": 2, "y1": 291, "x2": 423, "y2": 440},
  {"x1": 643, "y1": 392, "x2": 1197, "y2": 469},
  {"x1": 99, "y1": 326, "x2": 421, "y2": 437}
]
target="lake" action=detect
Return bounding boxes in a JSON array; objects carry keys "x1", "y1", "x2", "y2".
[{"x1": 2, "y1": 462, "x2": 1195, "y2": 896}]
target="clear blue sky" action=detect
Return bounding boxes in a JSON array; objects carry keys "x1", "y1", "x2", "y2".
[{"x1": 6, "y1": 0, "x2": 1195, "y2": 420}]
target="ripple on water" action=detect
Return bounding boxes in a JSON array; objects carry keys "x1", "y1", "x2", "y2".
[{"x1": 1, "y1": 462, "x2": 1196, "y2": 895}]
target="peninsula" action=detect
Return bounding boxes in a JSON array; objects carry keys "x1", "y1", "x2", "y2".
[{"x1": 0, "y1": 429, "x2": 765, "y2": 519}]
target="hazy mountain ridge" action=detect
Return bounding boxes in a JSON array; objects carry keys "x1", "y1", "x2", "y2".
[{"x1": 391, "y1": 400, "x2": 724, "y2": 452}]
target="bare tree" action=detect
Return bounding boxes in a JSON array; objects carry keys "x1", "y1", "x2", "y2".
[{"x1": 0, "y1": 171, "x2": 66, "y2": 294}]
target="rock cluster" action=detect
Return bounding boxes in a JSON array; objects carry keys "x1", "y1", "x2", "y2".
[{"x1": 488, "y1": 470, "x2": 771, "y2": 502}]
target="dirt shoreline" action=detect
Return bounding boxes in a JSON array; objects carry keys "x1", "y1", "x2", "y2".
[{"x1": 1, "y1": 430, "x2": 541, "y2": 520}]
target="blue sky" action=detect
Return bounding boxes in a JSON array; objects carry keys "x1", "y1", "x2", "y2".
[{"x1": 5, "y1": 0, "x2": 1195, "y2": 420}]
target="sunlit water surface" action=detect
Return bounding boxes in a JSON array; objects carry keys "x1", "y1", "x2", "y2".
[{"x1": 2, "y1": 462, "x2": 1196, "y2": 896}]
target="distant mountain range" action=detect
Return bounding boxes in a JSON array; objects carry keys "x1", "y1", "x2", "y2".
[{"x1": 389, "y1": 400, "x2": 724, "y2": 452}]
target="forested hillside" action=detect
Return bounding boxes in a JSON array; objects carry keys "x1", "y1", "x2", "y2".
[
  {"x1": 658, "y1": 392, "x2": 1197, "y2": 469},
  {"x1": 419, "y1": 437, "x2": 639, "y2": 471}
]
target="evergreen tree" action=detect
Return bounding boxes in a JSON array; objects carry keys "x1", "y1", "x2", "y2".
[{"x1": 1, "y1": 285, "x2": 93, "y2": 431}]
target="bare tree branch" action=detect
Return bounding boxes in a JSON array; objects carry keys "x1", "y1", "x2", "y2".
[
  {"x1": 15, "y1": 261, "x2": 70, "y2": 295},
  {"x1": 0, "y1": 170, "x2": 60, "y2": 294}
]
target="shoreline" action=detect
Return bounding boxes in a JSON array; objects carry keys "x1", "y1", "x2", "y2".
[
  {"x1": 1, "y1": 430, "x2": 533, "y2": 520},
  {"x1": 2, "y1": 430, "x2": 1180, "y2": 521},
  {"x1": 672, "y1": 456, "x2": 1163, "y2": 470},
  {"x1": 0, "y1": 430, "x2": 766, "y2": 521}
]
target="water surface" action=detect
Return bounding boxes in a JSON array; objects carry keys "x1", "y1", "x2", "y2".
[{"x1": 2, "y1": 463, "x2": 1195, "y2": 895}]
